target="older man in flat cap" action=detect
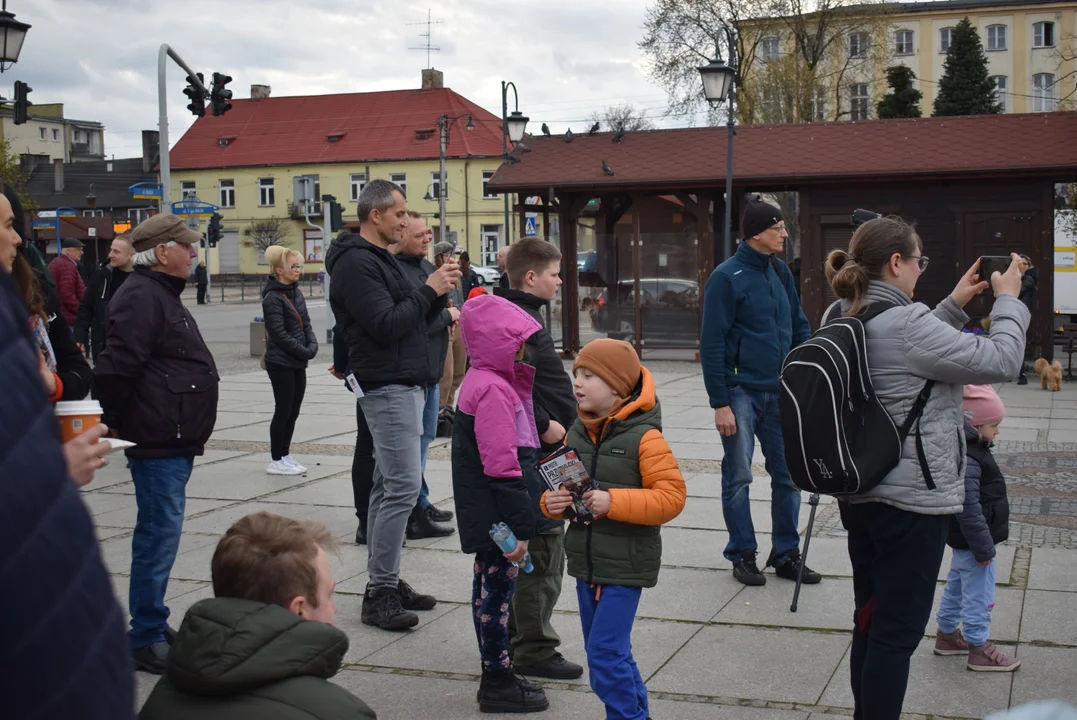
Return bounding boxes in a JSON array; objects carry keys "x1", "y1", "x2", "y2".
[{"x1": 94, "y1": 214, "x2": 220, "y2": 675}]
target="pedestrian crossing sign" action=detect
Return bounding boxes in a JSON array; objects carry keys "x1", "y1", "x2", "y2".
[{"x1": 524, "y1": 216, "x2": 538, "y2": 237}]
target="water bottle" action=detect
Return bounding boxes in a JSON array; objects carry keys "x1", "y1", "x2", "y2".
[{"x1": 489, "y1": 522, "x2": 534, "y2": 573}]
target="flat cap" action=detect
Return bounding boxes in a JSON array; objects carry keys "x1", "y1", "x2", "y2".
[
  {"x1": 432, "y1": 240, "x2": 454, "y2": 258},
  {"x1": 61, "y1": 238, "x2": 84, "y2": 249},
  {"x1": 131, "y1": 214, "x2": 202, "y2": 252}
]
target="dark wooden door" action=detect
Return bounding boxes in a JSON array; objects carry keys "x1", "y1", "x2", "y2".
[{"x1": 959, "y1": 210, "x2": 1034, "y2": 319}]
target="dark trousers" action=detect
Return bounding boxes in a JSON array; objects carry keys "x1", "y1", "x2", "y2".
[
  {"x1": 196, "y1": 284, "x2": 207, "y2": 304},
  {"x1": 508, "y1": 527, "x2": 565, "y2": 665},
  {"x1": 267, "y1": 367, "x2": 307, "y2": 461},
  {"x1": 473, "y1": 546, "x2": 518, "y2": 672},
  {"x1": 352, "y1": 398, "x2": 375, "y2": 522},
  {"x1": 839, "y1": 500, "x2": 948, "y2": 720}
]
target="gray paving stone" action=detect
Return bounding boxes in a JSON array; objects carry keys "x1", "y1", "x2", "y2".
[
  {"x1": 795, "y1": 537, "x2": 853, "y2": 577},
  {"x1": 212, "y1": 410, "x2": 275, "y2": 430},
  {"x1": 649, "y1": 625, "x2": 849, "y2": 704},
  {"x1": 1020, "y1": 590, "x2": 1077, "y2": 646},
  {"x1": 181, "y1": 501, "x2": 322, "y2": 534},
  {"x1": 1010, "y1": 645, "x2": 1077, "y2": 707},
  {"x1": 716, "y1": 576, "x2": 854, "y2": 631},
  {"x1": 819, "y1": 638, "x2": 1015, "y2": 717},
  {"x1": 92, "y1": 498, "x2": 230, "y2": 529},
  {"x1": 658, "y1": 527, "x2": 730, "y2": 569},
  {"x1": 671, "y1": 497, "x2": 812, "y2": 534},
  {"x1": 669, "y1": 441, "x2": 725, "y2": 461},
  {"x1": 928, "y1": 586, "x2": 1025, "y2": 643},
  {"x1": 269, "y1": 474, "x2": 356, "y2": 506},
  {"x1": 336, "y1": 600, "x2": 459, "y2": 665},
  {"x1": 184, "y1": 460, "x2": 342, "y2": 500},
  {"x1": 135, "y1": 671, "x2": 161, "y2": 708},
  {"x1": 1028, "y1": 548, "x2": 1077, "y2": 591},
  {"x1": 99, "y1": 531, "x2": 219, "y2": 577}
]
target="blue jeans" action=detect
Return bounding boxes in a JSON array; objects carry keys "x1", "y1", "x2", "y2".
[
  {"x1": 936, "y1": 548, "x2": 997, "y2": 646},
  {"x1": 577, "y1": 581, "x2": 648, "y2": 720},
  {"x1": 128, "y1": 456, "x2": 193, "y2": 650},
  {"x1": 719, "y1": 386, "x2": 802, "y2": 563},
  {"x1": 418, "y1": 383, "x2": 440, "y2": 509}
]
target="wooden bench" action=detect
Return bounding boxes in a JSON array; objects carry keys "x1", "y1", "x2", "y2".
[{"x1": 1055, "y1": 323, "x2": 1077, "y2": 382}]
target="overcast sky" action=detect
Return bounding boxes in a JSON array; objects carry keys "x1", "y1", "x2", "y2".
[{"x1": 12, "y1": 0, "x2": 705, "y2": 159}]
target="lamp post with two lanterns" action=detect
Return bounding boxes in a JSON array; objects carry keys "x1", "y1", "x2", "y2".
[
  {"x1": 500, "y1": 81, "x2": 529, "y2": 246},
  {"x1": 698, "y1": 35, "x2": 737, "y2": 262}
]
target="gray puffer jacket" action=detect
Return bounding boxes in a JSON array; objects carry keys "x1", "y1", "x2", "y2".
[{"x1": 828, "y1": 281, "x2": 1029, "y2": 515}]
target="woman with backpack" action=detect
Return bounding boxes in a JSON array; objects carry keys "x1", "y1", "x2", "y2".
[
  {"x1": 824, "y1": 216, "x2": 1027, "y2": 720},
  {"x1": 262, "y1": 245, "x2": 318, "y2": 476}
]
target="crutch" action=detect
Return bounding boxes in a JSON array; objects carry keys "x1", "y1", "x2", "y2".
[{"x1": 790, "y1": 492, "x2": 820, "y2": 613}]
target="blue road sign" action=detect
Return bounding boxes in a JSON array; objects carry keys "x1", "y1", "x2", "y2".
[
  {"x1": 129, "y1": 182, "x2": 162, "y2": 200},
  {"x1": 523, "y1": 216, "x2": 538, "y2": 237},
  {"x1": 172, "y1": 199, "x2": 220, "y2": 217},
  {"x1": 32, "y1": 220, "x2": 54, "y2": 229}
]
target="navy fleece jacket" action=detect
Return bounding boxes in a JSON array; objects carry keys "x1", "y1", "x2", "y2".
[{"x1": 700, "y1": 241, "x2": 811, "y2": 408}]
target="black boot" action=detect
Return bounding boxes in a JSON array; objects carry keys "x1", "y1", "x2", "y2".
[
  {"x1": 398, "y1": 578, "x2": 437, "y2": 611},
  {"x1": 478, "y1": 668, "x2": 549, "y2": 714},
  {"x1": 361, "y1": 587, "x2": 419, "y2": 631},
  {"x1": 406, "y1": 505, "x2": 455, "y2": 540},
  {"x1": 355, "y1": 517, "x2": 367, "y2": 545},
  {"x1": 426, "y1": 505, "x2": 454, "y2": 522}
]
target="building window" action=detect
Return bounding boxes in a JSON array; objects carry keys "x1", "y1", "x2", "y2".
[
  {"x1": 430, "y1": 171, "x2": 446, "y2": 200},
  {"x1": 390, "y1": 173, "x2": 407, "y2": 198},
  {"x1": 986, "y1": 24, "x2": 1007, "y2": 51},
  {"x1": 219, "y1": 179, "x2": 235, "y2": 208},
  {"x1": 761, "y1": 36, "x2": 781, "y2": 61},
  {"x1": 350, "y1": 173, "x2": 367, "y2": 201},
  {"x1": 991, "y1": 75, "x2": 1008, "y2": 112},
  {"x1": 51, "y1": 128, "x2": 60, "y2": 142},
  {"x1": 849, "y1": 83, "x2": 870, "y2": 120},
  {"x1": 128, "y1": 208, "x2": 150, "y2": 225},
  {"x1": 482, "y1": 170, "x2": 498, "y2": 199},
  {"x1": 82, "y1": 209, "x2": 104, "y2": 217},
  {"x1": 811, "y1": 90, "x2": 827, "y2": 121},
  {"x1": 259, "y1": 178, "x2": 275, "y2": 207},
  {"x1": 1033, "y1": 73, "x2": 1056, "y2": 112},
  {"x1": 180, "y1": 181, "x2": 196, "y2": 199},
  {"x1": 38, "y1": 127, "x2": 46, "y2": 141},
  {"x1": 940, "y1": 27, "x2": 954, "y2": 53},
  {"x1": 73, "y1": 129, "x2": 84, "y2": 143},
  {"x1": 849, "y1": 32, "x2": 868, "y2": 59},
  {"x1": 1033, "y1": 21, "x2": 1054, "y2": 48},
  {"x1": 895, "y1": 30, "x2": 914, "y2": 55}
]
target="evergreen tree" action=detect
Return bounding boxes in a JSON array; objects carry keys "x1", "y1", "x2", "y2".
[
  {"x1": 933, "y1": 17, "x2": 1003, "y2": 116},
  {"x1": 877, "y1": 65, "x2": 923, "y2": 118}
]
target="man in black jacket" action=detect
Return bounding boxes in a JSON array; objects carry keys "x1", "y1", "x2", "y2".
[
  {"x1": 195, "y1": 260, "x2": 208, "y2": 304},
  {"x1": 74, "y1": 232, "x2": 135, "y2": 361},
  {"x1": 493, "y1": 236, "x2": 583, "y2": 680},
  {"x1": 325, "y1": 179, "x2": 460, "y2": 631},
  {"x1": 94, "y1": 214, "x2": 220, "y2": 675},
  {"x1": 398, "y1": 211, "x2": 457, "y2": 539},
  {"x1": 459, "y1": 250, "x2": 482, "y2": 299}
]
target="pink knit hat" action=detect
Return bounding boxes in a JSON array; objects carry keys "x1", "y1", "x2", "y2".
[{"x1": 963, "y1": 384, "x2": 1005, "y2": 426}]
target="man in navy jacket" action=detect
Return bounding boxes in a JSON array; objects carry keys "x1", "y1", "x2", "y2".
[{"x1": 700, "y1": 196, "x2": 820, "y2": 587}]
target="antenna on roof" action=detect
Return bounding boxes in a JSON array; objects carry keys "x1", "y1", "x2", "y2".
[{"x1": 407, "y1": 9, "x2": 442, "y2": 69}]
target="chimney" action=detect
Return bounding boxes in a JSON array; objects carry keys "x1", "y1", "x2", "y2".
[
  {"x1": 251, "y1": 84, "x2": 271, "y2": 100},
  {"x1": 421, "y1": 68, "x2": 444, "y2": 90},
  {"x1": 141, "y1": 130, "x2": 160, "y2": 173},
  {"x1": 53, "y1": 158, "x2": 64, "y2": 193}
]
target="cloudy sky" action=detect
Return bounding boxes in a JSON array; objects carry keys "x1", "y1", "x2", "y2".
[{"x1": 13, "y1": 0, "x2": 709, "y2": 158}]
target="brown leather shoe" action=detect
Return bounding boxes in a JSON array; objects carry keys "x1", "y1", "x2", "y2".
[
  {"x1": 934, "y1": 628, "x2": 970, "y2": 656},
  {"x1": 967, "y1": 643, "x2": 1021, "y2": 672}
]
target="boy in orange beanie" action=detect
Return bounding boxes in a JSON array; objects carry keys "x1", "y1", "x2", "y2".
[{"x1": 541, "y1": 338, "x2": 685, "y2": 720}]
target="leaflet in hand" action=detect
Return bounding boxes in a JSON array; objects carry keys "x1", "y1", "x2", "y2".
[{"x1": 538, "y1": 446, "x2": 599, "y2": 523}]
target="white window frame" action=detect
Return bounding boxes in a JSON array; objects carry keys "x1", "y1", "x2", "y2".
[
  {"x1": 350, "y1": 173, "x2": 367, "y2": 202},
  {"x1": 82, "y1": 209, "x2": 104, "y2": 217},
  {"x1": 219, "y1": 179, "x2": 235, "y2": 208},
  {"x1": 991, "y1": 75, "x2": 1008, "y2": 112},
  {"x1": 849, "y1": 83, "x2": 870, "y2": 121},
  {"x1": 180, "y1": 181, "x2": 196, "y2": 200},
  {"x1": 1033, "y1": 21, "x2": 1054, "y2": 48},
  {"x1": 849, "y1": 32, "x2": 869, "y2": 59},
  {"x1": 811, "y1": 90, "x2": 827, "y2": 121},
  {"x1": 430, "y1": 171, "x2": 446, "y2": 200},
  {"x1": 895, "y1": 29, "x2": 914, "y2": 55},
  {"x1": 390, "y1": 173, "x2": 407, "y2": 198},
  {"x1": 986, "y1": 24, "x2": 1007, "y2": 51},
  {"x1": 258, "y1": 177, "x2": 276, "y2": 207},
  {"x1": 1033, "y1": 73, "x2": 1056, "y2": 112},
  {"x1": 38, "y1": 127, "x2": 46, "y2": 141},
  {"x1": 761, "y1": 36, "x2": 781, "y2": 61},
  {"x1": 940, "y1": 27, "x2": 954, "y2": 53},
  {"x1": 482, "y1": 170, "x2": 498, "y2": 199},
  {"x1": 51, "y1": 128, "x2": 60, "y2": 142}
]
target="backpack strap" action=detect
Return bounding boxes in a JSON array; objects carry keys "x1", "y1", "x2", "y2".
[{"x1": 897, "y1": 380, "x2": 937, "y2": 490}]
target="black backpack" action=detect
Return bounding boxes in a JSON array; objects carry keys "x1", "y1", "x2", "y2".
[{"x1": 778, "y1": 302, "x2": 935, "y2": 497}]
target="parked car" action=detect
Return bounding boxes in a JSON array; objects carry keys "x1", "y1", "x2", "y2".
[
  {"x1": 591, "y1": 277, "x2": 699, "y2": 347},
  {"x1": 472, "y1": 265, "x2": 502, "y2": 285}
]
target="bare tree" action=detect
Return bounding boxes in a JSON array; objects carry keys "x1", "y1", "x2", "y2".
[
  {"x1": 1051, "y1": 33, "x2": 1077, "y2": 110},
  {"x1": 589, "y1": 103, "x2": 657, "y2": 132},
  {"x1": 1060, "y1": 183, "x2": 1077, "y2": 238},
  {"x1": 243, "y1": 218, "x2": 293, "y2": 255}
]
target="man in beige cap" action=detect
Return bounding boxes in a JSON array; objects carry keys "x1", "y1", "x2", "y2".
[{"x1": 94, "y1": 214, "x2": 220, "y2": 675}]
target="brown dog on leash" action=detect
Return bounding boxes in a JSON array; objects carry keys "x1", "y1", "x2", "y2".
[{"x1": 1034, "y1": 358, "x2": 1063, "y2": 392}]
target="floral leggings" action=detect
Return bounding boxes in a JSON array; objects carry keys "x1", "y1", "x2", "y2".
[{"x1": 473, "y1": 546, "x2": 519, "y2": 672}]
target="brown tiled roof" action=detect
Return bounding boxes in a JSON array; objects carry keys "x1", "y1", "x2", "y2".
[{"x1": 489, "y1": 113, "x2": 1077, "y2": 192}]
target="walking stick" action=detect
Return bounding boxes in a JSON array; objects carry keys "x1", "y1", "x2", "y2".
[{"x1": 790, "y1": 492, "x2": 820, "y2": 613}]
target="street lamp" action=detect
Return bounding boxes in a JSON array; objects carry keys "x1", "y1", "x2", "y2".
[
  {"x1": 699, "y1": 37, "x2": 737, "y2": 262},
  {"x1": 501, "y1": 82, "x2": 529, "y2": 246},
  {"x1": 437, "y1": 112, "x2": 474, "y2": 250},
  {"x1": 0, "y1": 1, "x2": 30, "y2": 73}
]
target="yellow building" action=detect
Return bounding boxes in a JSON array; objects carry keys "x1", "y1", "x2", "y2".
[
  {"x1": 739, "y1": 0, "x2": 1077, "y2": 122},
  {"x1": 0, "y1": 102, "x2": 105, "y2": 163},
  {"x1": 169, "y1": 71, "x2": 531, "y2": 275}
]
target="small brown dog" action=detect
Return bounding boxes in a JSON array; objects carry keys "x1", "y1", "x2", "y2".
[{"x1": 1034, "y1": 358, "x2": 1063, "y2": 392}]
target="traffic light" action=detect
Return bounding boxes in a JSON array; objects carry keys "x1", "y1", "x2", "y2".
[
  {"x1": 210, "y1": 72, "x2": 233, "y2": 117},
  {"x1": 207, "y1": 213, "x2": 222, "y2": 247},
  {"x1": 329, "y1": 200, "x2": 344, "y2": 232},
  {"x1": 13, "y1": 80, "x2": 31, "y2": 125},
  {"x1": 184, "y1": 73, "x2": 205, "y2": 117}
]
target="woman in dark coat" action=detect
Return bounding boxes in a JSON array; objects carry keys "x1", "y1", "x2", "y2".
[{"x1": 262, "y1": 245, "x2": 317, "y2": 476}]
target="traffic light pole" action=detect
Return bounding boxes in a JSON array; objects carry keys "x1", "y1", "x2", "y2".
[
  {"x1": 301, "y1": 190, "x2": 333, "y2": 343},
  {"x1": 157, "y1": 44, "x2": 209, "y2": 206}
]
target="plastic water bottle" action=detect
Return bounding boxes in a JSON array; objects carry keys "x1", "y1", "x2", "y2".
[{"x1": 489, "y1": 522, "x2": 534, "y2": 573}]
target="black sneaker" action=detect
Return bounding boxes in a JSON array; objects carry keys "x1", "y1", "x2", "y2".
[
  {"x1": 164, "y1": 626, "x2": 178, "y2": 646},
  {"x1": 478, "y1": 669, "x2": 549, "y2": 714},
  {"x1": 406, "y1": 506, "x2": 455, "y2": 540},
  {"x1": 514, "y1": 652, "x2": 584, "y2": 679},
  {"x1": 132, "y1": 641, "x2": 169, "y2": 675},
  {"x1": 1017, "y1": 375, "x2": 1028, "y2": 386},
  {"x1": 398, "y1": 578, "x2": 437, "y2": 611},
  {"x1": 769, "y1": 550, "x2": 822, "y2": 584},
  {"x1": 732, "y1": 551, "x2": 766, "y2": 586},
  {"x1": 361, "y1": 587, "x2": 419, "y2": 631},
  {"x1": 355, "y1": 518, "x2": 367, "y2": 545},
  {"x1": 427, "y1": 505, "x2": 454, "y2": 522}
]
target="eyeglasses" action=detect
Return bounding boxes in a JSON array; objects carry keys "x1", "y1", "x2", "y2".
[
  {"x1": 287, "y1": 264, "x2": 302, "y2": 271},
  {"x1": 769, "y1": 224, "x2": 787, "y2": 233},
  {"x1": 905, "y1": 255, "x2": 930, "y2": 272}
]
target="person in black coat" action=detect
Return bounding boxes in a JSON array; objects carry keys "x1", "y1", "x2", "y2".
[
  {"x1": 0, "y1": 264, "x2": 135, "y2": 720},
  {"x1": 1016, "y1": 255, "x2": 1037, "y2": 385},
  {"x1": 195, "y1": 260, "x2": 208, "y2": 304},
  {"x1": 262, "y1": 246, "x2": 318, "y2": 476},
  {"x1": 74, "y1": 233, "x2": 136, "y2": 362}
]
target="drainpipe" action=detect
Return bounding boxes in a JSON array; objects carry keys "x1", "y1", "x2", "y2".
[{"x1": 464, "y1": 160, "x2": 470, "y2": 257}]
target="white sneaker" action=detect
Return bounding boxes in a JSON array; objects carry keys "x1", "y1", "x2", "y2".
[
  {"x1": 283, "y1": 455, "x2": 307, "y2": 473},
  {"x1": 267, "y1": 459, "x2": 302, "y2": 476}
]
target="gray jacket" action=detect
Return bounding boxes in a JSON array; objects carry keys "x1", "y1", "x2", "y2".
[{"x1": 828, "y1": 281, "x2": 1029, "y2": 515}]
